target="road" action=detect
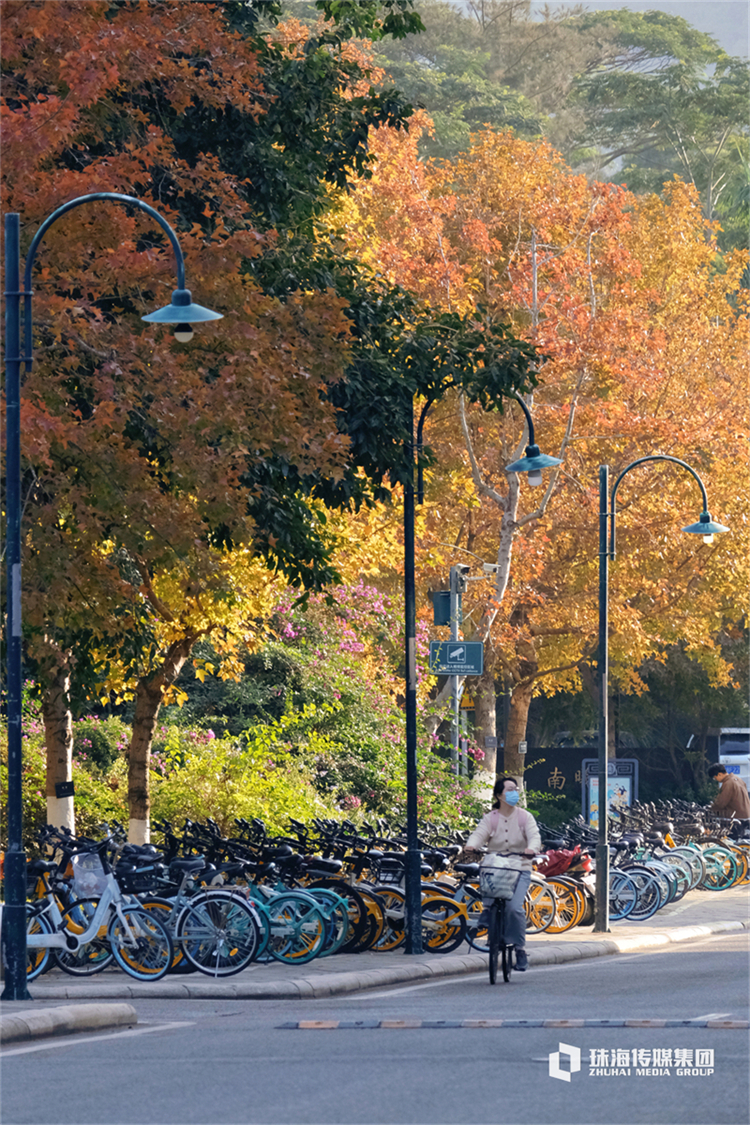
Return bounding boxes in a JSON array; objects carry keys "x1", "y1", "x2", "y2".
[{"x1": 2, "y1": 931, "x2": 748, "y2": 1125}]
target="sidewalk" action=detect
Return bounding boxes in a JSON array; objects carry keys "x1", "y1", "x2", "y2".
[{"x1": 4, "y1": 883, "x2": 747, "y2": 1013}]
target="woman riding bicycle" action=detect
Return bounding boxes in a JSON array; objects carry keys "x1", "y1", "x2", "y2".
[{"x1": 462, "y1": 775, "x2": 541, "y2": 972}]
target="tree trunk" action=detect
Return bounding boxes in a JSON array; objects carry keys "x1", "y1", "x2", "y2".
[
  {"x1": 472, "y1": 664, "x2": 497, "y2": 801},
  {"x1": 128, "y1": 635, "x2": 197, "y2": 843},
  {"x1": 503, "y1": 680, "x2": 534, "y2": 783},
  {"x1": 43, "y1": 662, "x2": 75, "y2": 831}
]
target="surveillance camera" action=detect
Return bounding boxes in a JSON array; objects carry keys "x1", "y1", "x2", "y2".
[
  {"x1": 456, "y1": 563, "x2": 470, "y2": 573},
  {"x1": 482, "y1": 563, "x2": 499, "y2": 574}
]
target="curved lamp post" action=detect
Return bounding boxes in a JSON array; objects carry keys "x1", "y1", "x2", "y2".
[
  {"x1": 593, "y1": 456, "x2": 729, "y2": 932},
  {"x1": 3, "y1": 193, "x2": 221, "y2": 1000},
  {"x1": 505, "y1": 393, "x2": 564, "y2": 484}
]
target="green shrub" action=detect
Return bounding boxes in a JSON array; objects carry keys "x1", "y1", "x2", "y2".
[
  {"x1": 525, "y1": 791, "x2": 582, "y2": 829},
  {"x1": 73, "y1": 716, "x2": 130, "y2": 773},
  {"x1": 150, "y1": 728, "x2": 341, "y2": 835}
]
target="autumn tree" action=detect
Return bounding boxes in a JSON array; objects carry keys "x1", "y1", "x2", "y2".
[
  {"x1": 0, "y1": 0, "x2": 399, "y2": 837},
  {"x1": 2, "y1": 1, "x2": 539, "y2": 837},
  {"x1": 368, "y1": 3, "x2": 750, "y2": 250},
  {"x1": 332, "y1": 119, "x2": 749, "y2": 785}
]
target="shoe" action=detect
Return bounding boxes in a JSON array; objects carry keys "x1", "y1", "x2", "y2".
[{"x1": 515, "y1": 948, "x2": 528, "y2": 972}]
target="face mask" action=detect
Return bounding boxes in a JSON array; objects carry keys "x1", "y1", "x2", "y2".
[{"x1": 504, "y1": 790, "x2": 520, "y2": 805}]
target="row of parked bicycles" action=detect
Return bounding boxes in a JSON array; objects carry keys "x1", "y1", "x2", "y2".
[{"x1": 22, "y1": 799, "x2": 748, "y2": 981}]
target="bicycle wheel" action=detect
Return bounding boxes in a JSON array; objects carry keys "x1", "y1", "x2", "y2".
[
  {"x1": 701, "y1": 846, "x2": 739, "y2": 891},
  {"x1": 372, "y1": 885, "x2": 406, "y2": 952},
  {"x1": 304, "y1": 888, "x2": 350, "y2": 957},
  {"x1": 524, "y1": 880, "x2": 556, "y2": 934},
  {"x1": 609, "y1": 869, "x2": 638, "y2": 921},
  {"x1": 139, "y1": 897, "x2": 196, "y2": 974},
  {"x1": 310, "y1": 881, "x2": 368, "y2": 953},
  {"x1": 176, "y1": 892, "x2": 261, "y2": 977},
  {"x1": 107, "y1": 906, "x2": 173, "y2": 981},
  {"x1": 502, "y1": 941, "x2": 513, "y2": 983},
  {"x1": 264, "y1": 893, "x2": 327, "y2": 964},
  {"x1": 488, "y1": 902, "x2": 500, "y2": 986},
  {"x1": 463, "y1": 884, "x2": 490, "y2": 951},
  {"x1": 725, "y1": 844, "x2": 750, "y2": 885},
  {"x1": 652, "y1": 854, "x2": 692, "y2": 900},
  {"x1": 55, "y1": 898, "x2": 114, "y2": 976},
  {"x1": 667, "y1": 847, "x2": 706, "y2": 889},
  {"x1": 544, "y1": 878, "x2": 585, "y2": 933},
  {"x1": 347, "y1": 887, "x2": 386, "y2": 953},
  {"x1": 621, "y1": 868, "x2": 663, "y2": 921},
  {"x1": 26, "y1": 908, "x2": 53, "y2": 981},
  {"x1": 420, "y1": 895, "x2": 467, "y2": 953}
]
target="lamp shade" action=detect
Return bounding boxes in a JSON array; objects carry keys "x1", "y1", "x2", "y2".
[
  {"x1": 506, "y1": 443, "x2": 564, "y2": 475},
  {"x1": 142, "y1": 288, "x2": 222, "y2": 325},
  {"x1": 682, "y1": 511, "x2": 730, "y2": 536}
]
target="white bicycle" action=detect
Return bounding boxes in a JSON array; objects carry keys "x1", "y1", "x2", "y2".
[{"x1": 26, "y1": 843, "x2": 173, "y2": 982}]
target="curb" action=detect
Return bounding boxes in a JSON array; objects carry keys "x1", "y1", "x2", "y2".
[
  {"x1": 21, "y1": 917, "x2": 749, "y2": 1002},
  {"x1": 0, "y1": 1002, "x2": 138, "y2": 1044}
]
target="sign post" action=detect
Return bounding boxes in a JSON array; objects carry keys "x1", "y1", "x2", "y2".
[{"x1": 429, "y1": 641, "x2": 484, "y2": 676}]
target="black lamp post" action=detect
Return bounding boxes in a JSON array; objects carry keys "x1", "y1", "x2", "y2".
[
  {"x1": 593, "y1": 455, "x2": 729, "y2": 933},
  {"x1": 2, "y1": 192, "x2": 221, "y2": 1001}
]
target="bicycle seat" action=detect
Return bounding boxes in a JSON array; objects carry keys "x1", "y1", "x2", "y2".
[
  {"x1": 454, "y1": 863, "x2": 480, "y2": 875},
  {"x1": 261, "y1": 845, "x2": 293, "y2": 860},
  {"x1": 27, "y1": 859, "x2": 57, "y2": 875},
  {"x1": 303, "y1": 857, "x2": 342, "y2": 874},
  {"x1": 170, "y1": 857, "x2": 206, "y2": 875}
]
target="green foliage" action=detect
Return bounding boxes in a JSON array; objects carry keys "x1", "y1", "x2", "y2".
[
  {"x1": 524, "y1": 791, "x2": 581, "y2": 830},
  {"x1": 373, "y1": 1, "x2": 544, "y2": 158},
  {"x1": 72, "y1": 716, "x2": 131, "y2": 774},
  {"x1": 150, "y1": 721, "x2": 342, "y2": 835}
]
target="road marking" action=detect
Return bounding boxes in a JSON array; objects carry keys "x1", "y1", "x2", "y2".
[
  {"x1": 688, "y1": 1012, "x2": 733, "y2": 1021},
  {"x1": 1, "y1": 1021, "x2": 194, "y2": 1058},
  {"x1": 280, "y1": 1018, "x2": 749, "y2": 1030}
]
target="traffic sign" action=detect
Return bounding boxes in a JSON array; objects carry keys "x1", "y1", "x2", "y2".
[{"x1": 429, "y1": 641, "x2": 484, "y2": 675}]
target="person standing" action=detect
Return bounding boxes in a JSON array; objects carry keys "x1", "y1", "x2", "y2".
[{"x1": 708, "y1": 764, "x2": 750, "y2": 834}]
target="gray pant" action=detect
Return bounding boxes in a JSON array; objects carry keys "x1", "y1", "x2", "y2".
[{"x1": 483, "y1": 871, "x2": 531, "y2": 948}]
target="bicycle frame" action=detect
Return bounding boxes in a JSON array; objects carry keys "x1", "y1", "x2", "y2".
[{"x1": 27, "y1": 873, "x2": 140, "y2": 952}]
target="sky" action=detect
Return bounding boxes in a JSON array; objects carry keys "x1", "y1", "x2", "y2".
[{"x1": 534, "y1": 1, "x2": 749, "y2": 57}]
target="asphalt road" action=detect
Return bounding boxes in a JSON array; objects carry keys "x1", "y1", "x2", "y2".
[{"x1": 2, "y1": 931, "x2": 748, "y2": 1125}]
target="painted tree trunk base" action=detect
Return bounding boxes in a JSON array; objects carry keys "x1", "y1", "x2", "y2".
[
  {"x1": 128, "y1": 818, "x2": 150, "y2": 845},
  {"x1": 46, "y1": 795, "x2": 75, "y2": 833},
  {"x1": 470, "y1": 769, "x2": 495, "y2": 805}
]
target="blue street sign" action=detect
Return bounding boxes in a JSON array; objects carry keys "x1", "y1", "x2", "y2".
[{"x1": 429, "y1": 641, "x2": 484, "y2": 676}]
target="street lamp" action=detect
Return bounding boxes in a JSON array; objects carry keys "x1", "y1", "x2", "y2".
[
  {"x1": 2, "y1": 192, "x2": 221, "y2": 1001},
  {"x1": 593, "y1": 456, "x2": 729, "y2": 933},
  {"x1": 505, "y1": 393, "x2": 564, "y2": 484}
]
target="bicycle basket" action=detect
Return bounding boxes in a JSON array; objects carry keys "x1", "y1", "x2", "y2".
[
  {"x1": 71, "y1": 853, "x2": 108, "y2": 897},
  {"x1": 479, "y1": 865, "x2": 521, "y2": 901}
]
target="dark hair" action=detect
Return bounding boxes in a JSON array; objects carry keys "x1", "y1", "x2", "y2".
[
  {"x1": 708, "y1": 764, "x2": 728, "y2": 779},
  {"x1": 492, "y1": 775, "x2": 520, "y2": 809}
]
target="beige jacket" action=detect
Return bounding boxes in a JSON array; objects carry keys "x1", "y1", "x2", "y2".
[{"x1": 465, "y1": 807, "x2": 542, "y2": 872}]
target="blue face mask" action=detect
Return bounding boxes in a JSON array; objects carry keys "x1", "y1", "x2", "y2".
[{"x1": 504, "y1": 790, "x2": 520, "y2": 805}]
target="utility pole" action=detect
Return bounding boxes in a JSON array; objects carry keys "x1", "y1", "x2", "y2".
[{"x1": 449, "y1": 565, "x2": 469, "y2": 774}]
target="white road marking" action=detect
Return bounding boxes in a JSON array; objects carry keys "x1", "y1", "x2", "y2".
[
  {"x1": 687, "y1": 1012, "x2": 733, "y2": 1021},
  {"x1": 1, "y1": 1020, "x2": 194, "y2": 1058}
]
